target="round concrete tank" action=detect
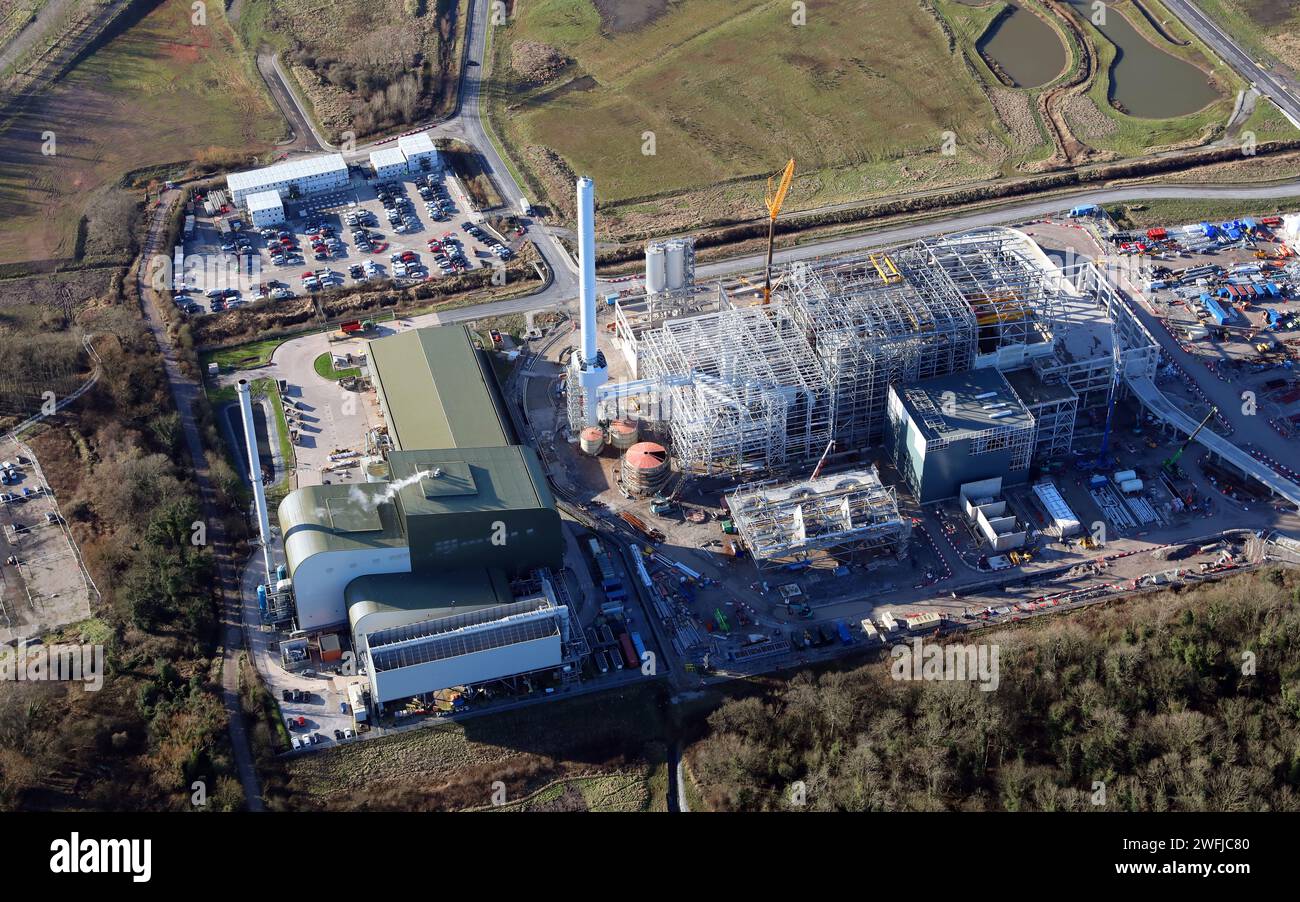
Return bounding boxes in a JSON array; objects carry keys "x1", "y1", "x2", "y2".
[
  {"x1": 579, "y1": 426, "x2": 606, "y2": 456},
  {"x1": 608, "y1": 418, "x2": 640, "y2": 450},
  {"x1": 364, "y1": 458, "x2": 391, "y2": 483},
  {"x1": 665, "y1": 242, "x2": 685, "y2": 290},
  {"x1": 622, "y1": 441, "x2": 670, "y2": 495},
  {"x1": 645, "y1": 245, "x2": 667, "y2": 294}
]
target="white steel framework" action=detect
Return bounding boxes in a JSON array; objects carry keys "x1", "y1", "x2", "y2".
[{"x1": 726, "y1": 466, "x2": 910, "y2": 570}]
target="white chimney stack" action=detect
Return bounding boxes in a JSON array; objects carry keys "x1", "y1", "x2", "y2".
[
  {"x1": 575, "y1": 176, "x2": 607, "y2": 425},
  {"x1": 236, "y1": 379, "x2": 274, "y2": 585}
]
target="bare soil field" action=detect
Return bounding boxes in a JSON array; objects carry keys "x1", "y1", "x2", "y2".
[{"x1": 0, "y1": 0, "x2": 281, "y2": 268}]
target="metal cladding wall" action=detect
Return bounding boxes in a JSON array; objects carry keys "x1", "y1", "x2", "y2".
[
  {"x1": 403, "y1": 507, "x2": 563, "y2": 575},
  {"x1": 368, "y1": 633, "x2": 562, "y2": 703}
]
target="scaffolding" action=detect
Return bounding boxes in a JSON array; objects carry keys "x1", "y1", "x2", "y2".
[
  {"x1": 610, "y1": 227, "x2": 1151, "y2": 479},
  {"x1": 636, "y1": 304, "x2": 833, "y2": 476},
  {"x1": 1004, "y1": 369, "x2": 1079, "y2": 459},
  {"x1": 726, "y1": 465, "x2": 910, "y2": 570},
  {"x1": 784, "y1": 245, "x2": 978, "y2": 447}
]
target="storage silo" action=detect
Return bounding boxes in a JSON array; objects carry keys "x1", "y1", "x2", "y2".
[
  {"x1": 364, "y1": 458, "x2": 391, "y2": 483},
  {"x1": 664, "y1": 241, "x2": 686, "y2": 290},
  {"x1": 579, "y1": 426, "x2": 607, "y2": 456},
  {"x1": 622, "y1": 441, "x2": 670, "y2": 495},
  {"x1": 645, "y1": 245, "x2": 667, "y2": 294},
  {"x1": 607, "y1": 418, "x2": 640, "y2": 450}
]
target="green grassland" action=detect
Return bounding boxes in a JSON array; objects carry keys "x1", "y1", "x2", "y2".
[
  {"x1": 0, "y1": 1, "x2": 282, "y2": 266},
  {"x1": 492, "y1": 0, "x2": 1006, "y2": 221},
  {"x1": 489, "y1": 0, "x2": 1285, "y2": 236},
  {"x1": 1190, "y1": 0, "x2": 1300, "y2": 66}
]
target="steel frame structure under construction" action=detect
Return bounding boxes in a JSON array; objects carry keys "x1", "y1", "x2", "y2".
[
  {"x1": 726, "y1": 465, "x2": 910, "y2": 570},
  {"x1": 603, "y1": 228, "x2": 1150, "y2": 478},
  {"x1": 783, "y1": 229, "x2": 1068, "y2": 447},
  {"x1": 636, "y1": 304, "x2": 833, "y2": 476}
]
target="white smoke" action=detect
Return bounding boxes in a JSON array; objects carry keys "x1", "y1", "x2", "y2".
[{"x1": 348, "y1": 468, "x2": 437, "y2": 509}]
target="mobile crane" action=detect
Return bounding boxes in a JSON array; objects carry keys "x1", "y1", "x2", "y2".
[
  {"x1": 1162, "y1": 406, "x2": 1218, "y2": 474},
  {"x1": 762, "y1": 159, "x2": 795, "y2": 305}
]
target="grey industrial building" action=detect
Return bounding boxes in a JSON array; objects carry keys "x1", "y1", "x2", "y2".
[{"x1": 886, "y1": 368, "x2": 1036, "y2": 504}]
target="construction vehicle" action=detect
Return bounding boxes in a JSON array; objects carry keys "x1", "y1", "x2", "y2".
[
  {"x1": 1080, "y1": 535, "x2": 1099, "y2": 550},
  {"x1": 786, "y1": 601, "x2": 814, "y2": 619},
  {"x1": 1009, "y1": 549, "x2": 1033, "y2": 565},
  {"x1": 1163, "y1": 406, "x2": 1218, "y2": 474},
  {"x1": 761, "y1": 159, "x2": 795, "y2": 305}
]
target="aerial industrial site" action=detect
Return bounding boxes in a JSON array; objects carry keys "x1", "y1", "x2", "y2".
[{"x1": 6, "y1": 0, "x2": 1300, "y2": 871}]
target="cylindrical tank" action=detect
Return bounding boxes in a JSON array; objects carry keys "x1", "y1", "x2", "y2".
[
  {"x1": 579, "y1": 426, "x2": 606, "y2": 456},
  {"x1": 257, "y1": 584, "x2": 268, "y2": 612},
  {"x1": 276, "y1": 563, "x2": 288, "y2": 581},
  {"x1": 665, "y1": 242, "x2": 685, "y2": 290},
  {"x1": 365, "y1": 458, "x2": 391, "y2": 483},
  {"x1": 607, "y1": 418, "x2": 640, "y2": 450},
  {"x1": 1119, "y1": 478, "x2": 1144, "y2": 494},
  {"x1": 1112, "y1": 469, "x2": 1137, "y2": 483},
  {"x1": 622, "y1": 441, "x2": 670, "y2": 495},
  {"x1": 645, "y1": 245, "x2": 667, "y2": 294}
]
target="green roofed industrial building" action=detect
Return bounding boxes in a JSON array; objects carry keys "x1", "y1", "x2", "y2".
[
  {"x1": 368, "y1": 325, "x2": 515, "y2": 451},
  {"x1": 275, "y1": 324, "x2": 571, "y2": 707}
]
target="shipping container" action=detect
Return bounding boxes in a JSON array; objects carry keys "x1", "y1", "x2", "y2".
[{"x1": 618, "y1": 632, "x2": 639, "y2": 669}]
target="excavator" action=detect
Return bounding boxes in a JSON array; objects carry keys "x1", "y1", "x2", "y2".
[{"x1": 1162, "y1": 406, "x2": 1218, "y2": 475}]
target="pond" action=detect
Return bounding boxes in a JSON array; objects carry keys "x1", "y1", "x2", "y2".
[
  {"x1": 977, "y1": 2, "x2": 1068, "y2": 89},
  {"x1": 1062, "y1": 0, "x2": 1219, "y2": 118}
]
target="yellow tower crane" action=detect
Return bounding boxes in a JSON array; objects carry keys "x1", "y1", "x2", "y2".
[{"x1": 762, "y1": 158, "x2": 795, "y2": 305}]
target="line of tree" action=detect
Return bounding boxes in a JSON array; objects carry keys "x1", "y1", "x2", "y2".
[{"x1": 688, "y1": 568, "x2": 1300, "y2": 811}]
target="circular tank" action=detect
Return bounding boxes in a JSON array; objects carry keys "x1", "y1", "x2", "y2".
[
  {"x1": 664, "y1": 242, "x2": 685, "y2": 290},
  {"x1": 364, "y1": 458, "x2": 391, "y2": 483},
  {"x1": 607, "y1": 418, "x2": 640, "y2": 450},
  {"x1": 579, "y1": 426, "x2": 606, "y2": 456},
  {"x1": 622, "y1": 441, "x2": 670, "y2": 495},
  {"x1": 645, "y1": 245, "x2": 667, "y2": 294}
]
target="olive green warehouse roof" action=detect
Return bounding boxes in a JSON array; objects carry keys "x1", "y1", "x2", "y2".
[
  {"x1": 278, "y1": 324, "x2": 561, "y2": 586},
  {"x1": 368, "y1": 325, "x2": 514, "y2": 451}
]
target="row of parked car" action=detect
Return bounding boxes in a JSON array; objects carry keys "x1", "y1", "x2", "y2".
[{"x1": 462, "y1": 220, "x2": 514, "y2": 261}]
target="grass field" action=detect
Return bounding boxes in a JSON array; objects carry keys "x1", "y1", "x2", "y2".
[
  {"x1": 488, "y1": 0, "x2": 1284, "y2": 237},
  {"x1": 491, "y1": 0, "x2": 1006, "y2": 227},
  {"x1": 1191, "y1": 0, "x2": 1300, "y2": 68},
  {"x1": 0, "y1": 1, "x2": 282, "y2": 267},
  {"x1": 275, "y1": 683, "x2": 668, "y2": 811},
  {"x1": 312, "y1": 351, "x2": 360, "y2": 380},
  {"x1": 1104, "y1": 197, "x2": 1297, "y2": 229},
  {"x1": 201, "y1": 337, "x2": 286, "y2": 373}
]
